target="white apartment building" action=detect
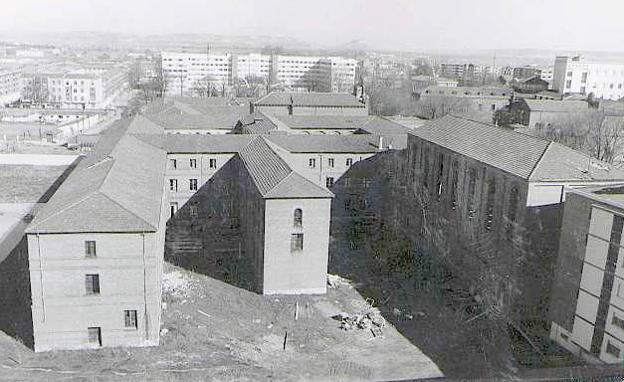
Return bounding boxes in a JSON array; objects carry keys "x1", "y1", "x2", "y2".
[
  {"x1": 161, "y1": 51, "x2": 356, "y2": 97},
  {"x1": 550, "y1": 185, "x2": 624, "y2": 364},
  {"x1": 553, "y1": 56, "x2": 624, "y2": 100},
  {"x1": 46, "y1": 68, "x2": 128, "y2": 109},
  {"x1": 0, "y1": 67, "x2": 22, "y2": 106}
]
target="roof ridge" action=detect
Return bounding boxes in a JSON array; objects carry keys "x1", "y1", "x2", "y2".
[
  {"x1": 528, "y1": 141, "x2": 553, "y2": 180},
  {"x1": 97, "y1": 191, "x2": 157, "y2": 230},
  {"x1": 445, "y1": 114, "x2": 552, "y2": 144}
]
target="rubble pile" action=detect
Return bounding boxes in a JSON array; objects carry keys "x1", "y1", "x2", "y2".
[{"x1": 333, "y1": 310, "x2": 386, "y2": 332}]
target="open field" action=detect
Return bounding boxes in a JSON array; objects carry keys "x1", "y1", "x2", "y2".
[{"x1": 0, "y1": 262, "x2": 442, "y2": 381}]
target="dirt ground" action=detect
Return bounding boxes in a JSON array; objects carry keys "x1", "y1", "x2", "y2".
[{"x1": 0, "y1": 262, "x2": 442, "y2": 381}]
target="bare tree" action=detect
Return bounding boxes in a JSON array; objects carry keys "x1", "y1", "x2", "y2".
[
  {"x1": 416, "y1": 95, "x2": 472, "y2": 119},
  {"x1": 533, "y1": 110, "x2": 624, "y2": 166}
]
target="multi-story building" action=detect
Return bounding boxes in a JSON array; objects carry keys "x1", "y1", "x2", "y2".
[
  {"x1": 45, "y1": 68, "x2": 128, "y2": 109},
  {"x1": 161, "y1": 51, "x2": 356, "y2": 96},
  {"x1": 553, "y1": 56, "x2": 624, "y2": 100},
  {"x1": 418, "y1": 86, "x2": 512, "y2": 113},
  {"x1": 438, "y1": 63, "x2": 476, "y2": 84},
  {"x1": 550, "y1": 185, "x2": 624, "y2": 364},
  {"x1": 338, "y1": 115, "x2": 624, "y2": 326},
  {"x1": 0, "y1": 67, "x2": 22, "y2": 106}
]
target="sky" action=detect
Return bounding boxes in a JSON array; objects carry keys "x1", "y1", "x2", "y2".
[{"x1": 3, "y1": 0, "x2": 624, "y2": 52}]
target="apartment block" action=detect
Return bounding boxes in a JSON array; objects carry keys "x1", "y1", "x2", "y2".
[
  {"x1": 161, "y1": 51, "x2": 356, "y2": 96},
  {"x1": 0, "y1": 67, "x2": 22, "y2": 105},
  {"x1": 550, "y1": 186, "x2": 624, "y2": 364},
  {"x1": 553, "y1": 56, "x2": 624, "y2": 100},
  {"x1": 45, "y1": 68, "x2": 128, "y2": 109}
]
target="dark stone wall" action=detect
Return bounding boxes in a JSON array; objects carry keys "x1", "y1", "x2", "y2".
[
  {"x1": 332, "y1": 135, "x2": 565, "y2": 325},
  {"x1": 165, "y1": 156, "x2": 265, "y2": 292},
  {"x1": 0, "y1": 235, "x2": 33, "y2": 348}
]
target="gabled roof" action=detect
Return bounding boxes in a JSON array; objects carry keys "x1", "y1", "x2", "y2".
[
  {"x1": 146, "y1": 108, "x2": 246, "y2": 130},
  {"x1": 135, "y1": 134, "x2": 255, "y2": 154},
  {"x1": 26, "y1": 124, "x2": 166, "y2": 234},
  {"x1": 357, "y1": 117, "x2": 412, "y2": 135},
  {"x1": 254, "y1": 92, "x2": 365, "y2": 108},
  {"x1": 265, "y1": 135, "x2": 377, "y2": 153},
  {"x1": 238, "y1": 137, "x2": 333, "y2": 199},
  {"x1": 410, "y1": 115, "x2": 624, "y2": 181},
  {"x1": 274, "y1": 115, "x2": 373, "y2": 130},
  {"x1": 523, "y1": 99, "x2": 589, "y2": 113}
]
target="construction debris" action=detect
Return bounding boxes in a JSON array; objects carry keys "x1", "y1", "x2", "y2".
[{"x1": 333, "y1": 311, "x2": 386, "y2": 332}]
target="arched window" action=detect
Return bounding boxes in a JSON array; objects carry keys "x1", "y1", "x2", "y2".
[{"x1": 294, "y1": 208, "x2": 303, "y2": 227}]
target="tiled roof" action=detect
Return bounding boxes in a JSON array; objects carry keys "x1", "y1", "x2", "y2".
[
  {"x1": 146, "y1": 108, "x2": 247, "y2": 130},
  {"x1": 237, "y1": 112, "x2": 278, "y2": 134},
  {"x1": 254, "y1": 92, "x2": 365, "y2": 107},
  {"x1": 523, "y1": 99, "x2": 589, "y2": 113},
  {"x1": 411, "y1": 115, "x2": 624, "y2": 181},
  {"x1": 26, "y1": 124, "x2": 166, "y2": 234},
  {"x1": 265, "y1": 135, "x2": 377, "y2": 153},
  {"x1": 274, "y1": 115, "x2": 372, "y2": 130},
  {"x1": 136, "y1": 134, "x2": 255, "y2": 154},
  {"x1": 357, "y1": 117, "x2": 412, "y2": 135},
  {"x1": 238, "y1": 137, "x2": 333, "y2": 199}
]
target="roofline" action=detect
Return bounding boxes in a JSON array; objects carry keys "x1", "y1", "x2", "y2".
[
  {"x1": 527, "y1": 141, "x2": 552, "y2": 180},
  {"x1": 25, "y1": 229, "x2": 158, "y2": 234},
  {"x1": 264, "y1": 195, "x2": 334, "y2": 200}
]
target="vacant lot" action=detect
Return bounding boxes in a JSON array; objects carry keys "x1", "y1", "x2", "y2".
[{"x1": 0, "y1": 262, "x2": 442, "y2": 381}]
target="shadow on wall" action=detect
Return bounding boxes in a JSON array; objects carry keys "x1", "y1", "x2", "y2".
[
  {"x1": 0, "y1": 235, "x2": 34, "y2": 349},
  {"x1": 164, "y1": 162, "x2": 256, "y2": 293}
]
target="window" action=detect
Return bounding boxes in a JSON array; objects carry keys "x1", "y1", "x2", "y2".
[
  {"x1": 190, "y1": 178, "x2": 198, "y2": 191},
  {"x1": 484, "y1": 177, "x2": 496, "y2": 231},
  {"x1": 606, "y1": 341, "x2": 621, "y2": 358},
  {"x1": 169, "y1": 179, "x2": 178, "y2": 191},
  {"x1": 124, "y1": 310, "x2": 138, "y2": 329},
  {"x1": 508, "y1": 186, "x2": 519, "y2": 223},
  {"x1": 290, "y1": 233, "x2": 304, "y2": 252},
  {"x1": 581, "y1": 72, "x2": 588, "y2": 83},
  {"x1": 169, "y1": 159, "x2": 177, "y2": 169},
  {"x1": 613, "y1": 315, "x2": 624, "y2": 330},
  {"x1": 85, "y1": 241, "x2": 96, "y2": 258},
  {"x1": 346, "y1": 158, "x2": 353, "y2": 166},
  {"x1": 293, "y1": 208, "x2": 303, "y2": 227},
  {"x1": 566, "y1": 80, "x2": 572, "y2": 89},
  {"x1": 308, "y1": 158, "x2": 316, "y2": 168},
  {"x1": 169, "y1": 202, "x2": 178, "y2": 218},
  {"x1": 328, "y1": 158, "x2": 335, "y2": 168},
  {"x1": 190, "y1": 158, "x2": 197, "y2": 168},
  {"x1": 209, "y1": 159, "x2": 217, "y2": 168},
  {"x1": 467, "y1": 169, "x2": 476, "y2": 219},
  {"x1": 189, "y1": 204, "x2": 198, "y2": 217},
  {"x1": 85, "y1": 274, "x2": 100, "y2": 295},
  {"x1": 567, "y1": 71, "x2": 573, "y2": 77},
  {"x1": 88, "y1": 327, "x2": 102, "y2": 346},
  {"x1": 326, "y1": 177, "x2": 334, "y2": 188}
]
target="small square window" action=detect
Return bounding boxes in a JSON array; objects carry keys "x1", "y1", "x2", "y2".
[
  {"x1": 606, "y1": 341, "x2": 620, "y2": 358},
  {"x1": 170, "y1": 159, "x2": 177, "y2": 169},
  {"x1": 124, "y1": 310, "x2": 138, "y2": 329},
  {"x1": 209, "y1": 159, "x2": 217, "y2": 168},
  {"x1": 308, "y1": 158, "x2": 316, "y2": 168},
  {"x1": 328, "y1": 158, "x2": 335, "y2": 168},
  {"x1": 169, "y1": 179, "x2": 178, "y2": 192},
  {"x1": 189, "y1": 204, "x2": 198, "y2": 217},
  {"x1": 190, "y1": 158, "x2": 197, "y2": 168},
  {"x1": 326, "y1": 177, "x2": 334, "y2": 188},
  {"x1": 85, "y1": 241, "x2": 96, "y2": 257},
  {"x1": 346, "y1": 158, "x2": 353, "y2": 166},
  {"x1": 190, "y1": 178, "x2": 198, "y2": 191}
]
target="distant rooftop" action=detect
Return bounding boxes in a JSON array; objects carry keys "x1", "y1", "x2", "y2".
[{"x1": 254, "y1": 92, "x2": 365, "y2": 108}]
